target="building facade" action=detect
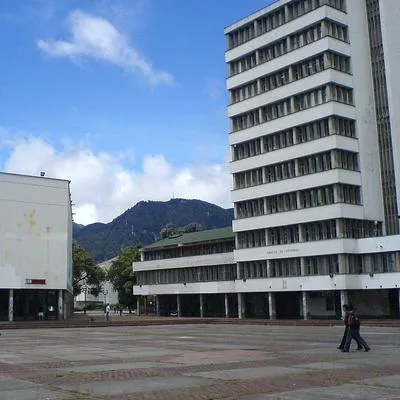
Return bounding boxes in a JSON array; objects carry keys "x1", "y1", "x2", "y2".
[
  {"x1": 133, "y1": 0, "x2": 400, "y2": 320},
  {"x1": 226, "y1": 0, "x2": 400, "y2": 318},
  {"x1": 133, "y1": 228, "x2": 238, "y2": 317},
  {"x1": 0, "y1": 172, "x2": 73, "y2": 321}
]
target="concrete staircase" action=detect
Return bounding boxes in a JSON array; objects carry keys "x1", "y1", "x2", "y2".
[{"x1": 1, "y1": 314, "x2": 400, "y2": 330}]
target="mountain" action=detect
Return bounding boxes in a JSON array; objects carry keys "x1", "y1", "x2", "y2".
[{"x1": 73, "y1": 198, "x2": 234, "y2": 262}]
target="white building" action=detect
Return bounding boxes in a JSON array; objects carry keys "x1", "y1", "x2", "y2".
[
  {"x1": 0, "y1": 172, "x2": 73, "y2": 321},
  {"x1": 133, "y1": 0, "x2": 400, "y2": 320},
  {"x1": 133, "y1": 228, "x2": 237, "y2": 317},
  {"x1": 226, "y1": 0, "x2": 400, "y2": 318},
  {"x1": 74, "y1": 257, "x2": 119, "y2": 309}
]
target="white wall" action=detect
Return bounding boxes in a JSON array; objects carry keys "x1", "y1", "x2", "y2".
[
  {"x1": 134, "y1": 270, "x2": 400, "y2": 296},
  {"x1": 379, "y1": 0, "x2": 400, "y2": 219},
  {"x1": 0, "y1": 173, "x2": 72, "y2": 291},
  {"x1": 134, "y1": 252, "x2": 235, "y2": 272},
  {"x1": 346, "y1": 0, "x2": 385, "y2": 223}
]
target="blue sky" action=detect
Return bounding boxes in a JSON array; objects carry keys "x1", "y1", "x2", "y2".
[{"x1": 0, "y1": 0, "x2": 273, "y2": 224}]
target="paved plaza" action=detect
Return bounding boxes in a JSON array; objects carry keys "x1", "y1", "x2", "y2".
[{"x1": 1, "y1": 323, "x2": 400, "y2": 399}]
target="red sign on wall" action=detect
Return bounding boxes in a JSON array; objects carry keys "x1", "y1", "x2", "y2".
[{"x1": 25, "y1": 279, "x2": 46, "y2": 285}]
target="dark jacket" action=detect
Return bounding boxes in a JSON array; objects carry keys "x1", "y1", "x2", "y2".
[
  {"x1": 348, "y1": 311, "x2": 361, "y2": 330},
  {"x1": 344, "y1": 311, "x2": 351, "y2": 327}
]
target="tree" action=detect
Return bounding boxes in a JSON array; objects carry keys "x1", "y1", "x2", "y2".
[
  {"x1": 107, "y1": 246, "x2": 141, "y2": 311},
  {"x1": 73, "y1": 242, "x2": 106, "y2": 296},
  {"x1": 183, "y1": 223, "x2": 204, "y2": 233},
  {"x1": 158, "y1": 223, "x2": 179, "y2": 240}
]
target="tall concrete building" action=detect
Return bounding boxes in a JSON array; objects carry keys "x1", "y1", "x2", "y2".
[{"x1": 226, "y1": 0, "x2": 400, "y2": 318}]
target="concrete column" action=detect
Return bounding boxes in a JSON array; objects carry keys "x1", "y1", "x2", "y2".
[
  {"x1": 331, "y1": 149, "x2": 337, "y2": 169},
  {"x1": 155, "y1": 295, "x2": 160, "y2": 317},
  {"x1": 298, "y1": 223, "x2": 304, "y2": 242},
  {"x1": 199, "y1": 294, "x2": 204, "y2": 318},
  {"x1": 253, "y1": 20, "x2": 259, "y2": 36},
  {"x1": 136, "y1": 297, "x2": 140, "y2": 316},
  {"x1": 257, "y1": 79, "x2": 262, "y2": 96},
  {"x1": 259, "y1": 108, "x2": 264, "y2": 123},
  {"x1": 268, "y1": 292, "x2": 276, "y2": 320},
  {"x1": 292, "y1": 127, "x2": 297, "y2": 145},
  {"x1": 284, "y1": 5, "x2": 290, "y2": 22},
  {"x1": 58, "y1": 289, "x2": 64, "y2": 320},
  {"x1": 224, "y1": 293, "x2": 229, "y2": 318},
  {"x1": 177, "y1": 294, "x2": 182, "y2": 317},
  {"x1": 321, "y1": 20, "x2": 327, "y2": 37},
  {"x1": 335, "y1": 218, "x2": 343, "y2": 239},
  {"x1": 286, "y1": 35, "x2": 292, "y2": 53},
  {"x1": 267, "y1": 260, "x2": 273, "y2": 278},
  {"x1": 259, "y1": 137, "x2": 265, "y2": 154},
  {"x1": 262, "y1": 166, "x2": 267, "y2": 184},
  {"x1": 324, "y1": 52, "x2": 331, "y2": 71},
  {"x1": 238, "y1": 293, "x2": 245, "y2": 319},
  {"x1": 302, "y1": 291, "x2": 310, "y2": 320},
  {"x1": 338, "y1": 254, "x2": 347, "y2": 274},
  {"x1": 64, "y1": 300, "x2": 67, "y2": 321},
  {"x1": 296, "y1": 191, "x2": 302, "y2": 210},
  {"x1": 8, "y1": 289, "x2": 14, "y2": 322},
  {"x1": 300, "y1": 257, "x2": 306, "y2": 276},
  {"x1": 340, "y1": 290, "x2": 349, "y2": 318},
  {"x1": 294, "y1": 159, "x2": 300, "y2": 177},
  {"x1": 236, "y1": 262, "x2": 242, "y2": 280},
  {"x1": 333, "y1": 183, "x2": 340, "y2": 203}
]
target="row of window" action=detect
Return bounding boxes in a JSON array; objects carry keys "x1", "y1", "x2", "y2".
[
  {"x1": 230, "y1": 51, "x2": 351, "y2": 105},
  {"x1": 232, "y1": 116, "x2": 355, "y2": 161},
  {"x1": 348, "y1": 253, "x2": 398, "y2": 274},
  {"x1": 136, "y1": 264, "x2": 237, "y2": 286},
  {"x1": 136, "y1": 251, "x2": 398, "y2": 285},
  {"x1": 237, "y1": 256, "x2": 337, "y2": 279},
  {"x1": 143, "y1": 241, "x2": 235, "y2": 261},
  {"x1": 235, "y1": 184, "x2": 361, "y2": 219},
  {"x1": 233, "y1": 150, "x2": 358, "y2": 190},
  {"x1": 232, "y1": 84, "x2": 353, "y2": 132},
  {"x1": 229, "y1": 19, "x2": 349, "y2": 76},
  {"x1": 228, "y1": 0, "x2": 347, "y2": 50},
  {"x1": 238, "y1": 252, "x2": 398, "y2": 279},
  {"x1": 236, "y1": 219, "x2": 382, "y2": 249}
]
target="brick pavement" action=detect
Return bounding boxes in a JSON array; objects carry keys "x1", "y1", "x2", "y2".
[{"x1": 1, "y1": 324, "x2": 400, "y2": 399}]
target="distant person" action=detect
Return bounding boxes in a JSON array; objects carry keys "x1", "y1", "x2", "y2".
[
  {"x1": 38, "y1": 306, "x2": 44, "y2": 321},
  {"x1": 105, "y1": 303, "x2": 110, "y2": 321},
  {"x1": 338, "y1": 304, "x2": 362, "y2": 351},
  {"x1": 342, "y1": 306, "x2": 370, "y2": 352}
]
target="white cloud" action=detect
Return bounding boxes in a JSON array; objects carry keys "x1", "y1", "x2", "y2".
[
  {"x1": 37, "y1": 9, "x2": 174, "y2": 86},
  {"x1": 2, "y1": 138, "x2": 232, "y2": 225}
]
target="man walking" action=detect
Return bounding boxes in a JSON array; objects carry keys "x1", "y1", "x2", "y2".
[
  {"x1": 338, "y1": 304, "x2": 362, "y2": 351},
  {"x1": 342, "y1": 306, "x2": 370, "y2": 352}
]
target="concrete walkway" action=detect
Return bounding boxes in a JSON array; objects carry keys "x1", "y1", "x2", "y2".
[{"x1": 1, "y1": 324, "x2": 400, "y2": 399}]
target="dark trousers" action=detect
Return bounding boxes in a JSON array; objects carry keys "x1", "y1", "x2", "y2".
[
  {"x1": 339, "y1": 326, "x2": 362, "y2": 349},
  {"x1": 343, "y1": 327, "x2": 370, "y2": 351}
]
